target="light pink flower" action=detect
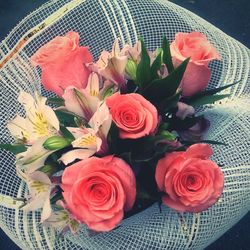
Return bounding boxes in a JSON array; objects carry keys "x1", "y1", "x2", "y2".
[
  {"x1": 16, "y1": 137, "x2": 58, "y2": 179},
  {"x1": 170, "y1": 32, "x2": 221, "y2": 96},
  {"x1": 31, "y1": 31, "x2": 93, "y2": 96},
  {"x1": 120, "y1": 41, "x2": 141, "y2": 64},
  {"x1": 62, "y1": 72, "x2": 114, "y2": 121},
  {"x1": 95, "y1": 39, "x2": 128, "y2": 88},
  {"x1": 155, "y1": 144, "x2": 224, "y2": 212},
  {"x1": 60, "y1": 102, "x2": 111, "y2": 165},
  {"x1": 176, "y1": 102, "x2": 195, "y2": 120},
  {"x1": 61, "y1": 155, "x2": 136, "y2": 232},
  {"x1": 22, "y1": 171, "x2": 52, "y2": 222},
  {"x1": 106, "y1": 93, "x2": 158, "y2": 139}
]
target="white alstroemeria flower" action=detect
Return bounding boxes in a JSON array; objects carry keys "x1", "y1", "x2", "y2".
[
  {"x1": 16, "y1": 137, "x2": 55, "y2": 177},
  {"x1": 60, "y1": 127, "x2": 102, "y2": 165},
  {"x1": 22, "y1": 171, "x2": 52, "y2": 222},
  {"x1": 45, "y1": 204, "x2": 79, "y2": 234},
  {"x1": 89, "y1": 101, "x2": 112, "y2": 154},
  {"x1": 60, "y1": 102, "x2": 111, "y2": 165},
  {"x1": 7, "y1": 91, "x2": 59, "y2": 144}
]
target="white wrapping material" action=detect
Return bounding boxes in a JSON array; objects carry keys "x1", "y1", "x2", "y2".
[{"x1": 0, "y1": 0, "x2": 249, "y2": 249}]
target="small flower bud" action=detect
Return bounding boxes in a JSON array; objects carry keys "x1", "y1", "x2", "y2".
[
  {"x1": 125, "y1": 59, "x2": 137, "y2": 80},
  {"x1": 43, "y1": 136, "x2": 71, "y2": 150}
]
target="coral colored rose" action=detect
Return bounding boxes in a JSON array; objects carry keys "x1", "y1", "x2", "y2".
[
  {"x1": 61, "y1": 156, "x2": 136, "y2": 232},
  {"x1": 106, "y1": 93, "x2": 158, "y2": 139},
  {"x1": 170, "y1": 32, "x2": 221, "y2": 96},
  {"x1": 31, "y1": 31, "x2": 93, "y2": 96},
  {"x1": 155, "y1": 144, "x2": 224, "y2": 212}
]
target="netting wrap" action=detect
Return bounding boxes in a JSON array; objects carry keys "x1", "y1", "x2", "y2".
[{"x1": 0, "y1": 0, "x2": 249, "y2": 249}]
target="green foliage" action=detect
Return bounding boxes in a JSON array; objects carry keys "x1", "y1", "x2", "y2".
[
  {"x1": 136, "y1": 38, "x2": 151, "y2": 88},
  {"x1": 185, "y1": 82, "x2": 237, "y2": 107},
  {"x1": 181, "y1": 140, "x2": 227, "y2": 146},
  {"x1": 60, "y1": 126, "x2": 75, "y2": 141},
  {"x1": 55, "y1": 110, "x2": 87, "y2": 127},
  {"x1": 150, "y1": 50, "x2": 163, "y2": 80},
  {"x1": 187, "y1": 94, "x2": 230, "y2": 107},
  {"x1": 162, "y1": 36, "x2": 174, "y2": 73},
  {"x1": 47, "y1": 97, "x2": 65, "y2": 106},
  {"x1": 167, "y1": 115, "x2": 204, "y2": 131},
  {"x1": 142, "y1": 58, "x2": 189, "y2": 102},
  {"x1": 0, "y1": 143, "x2": 27, "y2": 154}
]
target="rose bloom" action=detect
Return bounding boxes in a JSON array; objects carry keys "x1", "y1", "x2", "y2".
[
  {"x1": 170, "y1": 32, "x2": 221, "y2": 96},
  {"x1": 31, "y1": 31, "x2": 93, "y2": 96},
  {"x1": 61, "y1": 155, "x2": 136, "y2": 232},
  {"x1": 155, "y1": 143, "x2": 224, "y2": 212},
  {"x1": 106, "y1": 93, "x2": 158, "y2": 139}
]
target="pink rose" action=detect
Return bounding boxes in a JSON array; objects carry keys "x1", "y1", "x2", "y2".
[
  {"x1": 106, "y1": 93, "x2": 158, "y2": 139},
  {"x1": 155, "y1": 144, "x2": 224, "y2": 212},
  {"x1": 31, "y1": 31, "x2": 93, "y2": 96},
  {"x1": 61, "y1": 156, "x2": 136, "y2": 232},
  {"x1": 170, "y1": 32, "x2": 221, "y2": 96}
]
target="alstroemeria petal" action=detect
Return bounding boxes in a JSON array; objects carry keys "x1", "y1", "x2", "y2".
[
  {"x1": 7, "y1": 115, "x2": 29, "y2": 142},
  {"x1": 43, "y1": 105, "x2": 60, "y2": 132},
  {"x1": 16, "y1": 138, "x2": 55, "y2": 174},
  {"x1": 63, "y1": 87, "x2": 99, "y2": 121},
  {"x1": 45, "y1": 210, "x2": 70, "y2": 229},
  {"x1": 72, "y1": 132, "x2": 102, "y2": 151},
  {"x1": 67, "y1": 127, "x2": 90, "y2": 139},
  {"x1": 23, "y1": 171, "x2": 52, "y2": 221},
  {"x1": 18, "y1": 91, "x2": 36, "y2": 111},
  {"x1": 41, "y1": 197, "x2": 52, "y2": 222},
  {"x1": 85, "y1": 72, "x2": 100, "y2": 97},
  {"x1": 60, "y1": 149, "x2": 95, "y2": 165},
  {"x1": 14, "y1": 91, "x2": 59, "y2": 143},
  {"x1": 89, "y1": 102, "x2": 111, "y2": 133}
]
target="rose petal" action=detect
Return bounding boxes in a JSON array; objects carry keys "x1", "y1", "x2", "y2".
[{"x1": 185, "y1": 143, "x2": 213, "y2": 159}]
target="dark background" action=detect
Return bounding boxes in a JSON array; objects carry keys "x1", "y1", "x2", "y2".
[{"x1": 0, "y1": 0, "x2": 249, "y2": 249}]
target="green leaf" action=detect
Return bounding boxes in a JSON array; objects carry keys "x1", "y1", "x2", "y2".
[
  {"x1": 150, "y1": 50, "x2": 163, "y2": 80},
  {"x1": 136, "y1": 183, "x2": 152, "y2": 200},
  {"x1": 188, "y1": 94, "x2": 230, "y2": 107},
  {"x1": 181, "y1": 140, "x2": 227, "y2": 146},
  {"x1": 100, "y1": 84, "x2": 116, "y2": 100},
  {"x1": 50, "y1": 192, "x2": 63, "y2": 204},
  {"x1": 107, "y1": 122, "x2": 119, "y2": 154},
  {"x1": 60, "y1": 126, "x2": 75, "y2": 141},
  {"x1": 0, "y1": 143, "x2": 27, "y2": 154},
  {"x1": 47, "y1": 97, "x2": 65, "y2": 106},
  {"x1": 167, "y1": 115, "x2": 204, "y2": 131},
  {"x1": 143, "y1": 58, "x2": 190, "y2": 101},
  {"x1": 136, "y1": 38, "x2": 151, "y2": 88},
  {"x1": 159, "y1": 130, "x2": 176, "y2": 141},
  {"x1": 38, "y1": 164, "x2": 58, "y2": 176},
  {"x1": 162, "y1": 36, "x2": 174, "y2": 73},
  {"x1": 55, "y1": 110, "x2": 87, "y2": 127},
  {"x1": 161, "y1": 90, "x2": 181, "y2": 113},
  {"x1": 189, "y1": 82, "x2": 238, "y2": 100}
]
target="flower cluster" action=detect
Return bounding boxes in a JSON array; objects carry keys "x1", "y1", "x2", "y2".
[{"x1": 2, "y1": 31, "x2": 228, "y2": 233}]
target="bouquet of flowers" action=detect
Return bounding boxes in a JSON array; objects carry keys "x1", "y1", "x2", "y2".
[{"x1": 2, "y1": 30, "x2": 232, "y2": 233}]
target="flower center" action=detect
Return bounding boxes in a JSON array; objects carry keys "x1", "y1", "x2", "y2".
[{"x1": 32, "y1": 112, "x2": 50, "y2": 137}]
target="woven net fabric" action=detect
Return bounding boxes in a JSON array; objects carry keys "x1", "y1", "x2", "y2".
[{"x1": 0, "y1": 0, "x2": 249, "y2": 249}]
